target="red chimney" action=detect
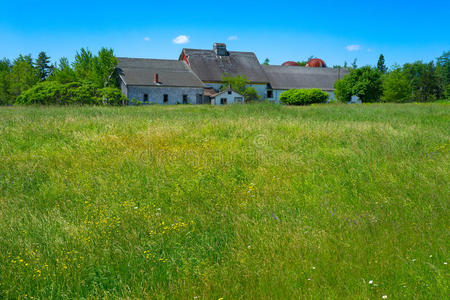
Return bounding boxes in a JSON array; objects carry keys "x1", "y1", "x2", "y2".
[{"x1": 154, "y1": 73, "x2": 159, "y2": 83}]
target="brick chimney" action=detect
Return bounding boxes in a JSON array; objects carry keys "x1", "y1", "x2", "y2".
[{"x1": 154, "y1": 73, "x2": 159, "y2": 84}]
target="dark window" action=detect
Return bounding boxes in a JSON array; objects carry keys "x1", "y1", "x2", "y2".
[
  {"x1": 163, "y1": 94, "x2": 168, "y2": 103},
  {"x1": 228, "y1": 90, "x2": 232, "y2": 95},
  {"x1": 183, "y1": 95, "x2": 188, "y2": 104},
  {"x1": 143, "y1": 94, "x2": 148, "y2": 102},
  {"x1": 220, "y1": 98, "x2": 227, "y2": 105},
  {"x1": 267, "y1": 90, "x2": 273, "y2": 98}
]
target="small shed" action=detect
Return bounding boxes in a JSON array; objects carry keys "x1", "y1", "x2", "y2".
[{"x1": 210, "y1": 88, "x2": 244, "y2": 105}]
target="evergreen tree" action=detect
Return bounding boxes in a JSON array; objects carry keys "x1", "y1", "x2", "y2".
[
  {"x1": 35, "y1": 51, "x2": 52, "y2": 81},
  {"x1": 377, "y1": 54, "x2": 387, "y2": 73},
  {"x1": 263, "y1": 58, "x2": 270, "y2": 65},
  {"x1": 351, "y1": 58, "x2": 358, "y2": 69}
]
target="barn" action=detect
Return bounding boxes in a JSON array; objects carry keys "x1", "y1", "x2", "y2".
[{"x1": 117, "y1": 43, "x2": 352, "y2": 104}]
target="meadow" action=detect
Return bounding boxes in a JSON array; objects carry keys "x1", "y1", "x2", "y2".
[{"x1": 0, "y1": 103, "x2": 448, "y2": 299}]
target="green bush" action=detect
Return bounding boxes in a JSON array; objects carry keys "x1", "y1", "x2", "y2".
[
  {"x1": 280, "y1": 88, "x2": 329, "y2": 105},
  {"x1": 243, "y1": 87, "x2": 260, "y2": 102},
  {"x1": 15, "y1": 80, "x2": 127, "y2": 105},
  {"x1": 98, "y1": 87, "x2": 128, "y2": 105},
  {"x1": 16, "y1": 81, "x2": 68, "y2": 105}
]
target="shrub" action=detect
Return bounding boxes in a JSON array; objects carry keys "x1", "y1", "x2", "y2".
[
  {"x1": 16, "y1": 81, "x2": 68, "y2": 105},
  {"x1": 381, "y1": 69, "x2": 411, "y2": 102},
  {"x1": 243, "y1": 87, "x2": 260, "y2": 102},
  {"x1": 280, "y1": 89, "x2": 329, "y2": 105},
  {"x1": 98, "y1": 87, "x2": 128, "y2": 105},
  {"x1": 15, "y1": 80, "x2": 127, "y2": 105},
  {"x1": 334, "y1": 79, "x2": 352, "y2": 103}
]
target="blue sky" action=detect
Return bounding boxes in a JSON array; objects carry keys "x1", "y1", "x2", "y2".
[{"x1": 1, "y1": 0, "x2": 449, "y2": 68}]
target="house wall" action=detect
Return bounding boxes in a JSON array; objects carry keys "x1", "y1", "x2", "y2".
[
  {"x1": 126, "y1": 86, "x2": 204, "y2": 104},
  {"x1": 211, "y1": 90, "x2": 244, "y2": 105}
]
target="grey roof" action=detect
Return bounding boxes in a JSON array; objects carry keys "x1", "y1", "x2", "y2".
[
  {"x1": 116, "y1": 57, "x2": 205, "y2": 88},
  {"x1": 180, "y1": 49, "x2": 269, "y2": 83},
  {"x1": 262, "y1": 65, "x2": 349, "y2": 90}
]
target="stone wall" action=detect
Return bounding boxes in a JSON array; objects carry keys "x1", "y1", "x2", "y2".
[{"x1": 126, "y1": 86, "x2": 204, "y2": 105}]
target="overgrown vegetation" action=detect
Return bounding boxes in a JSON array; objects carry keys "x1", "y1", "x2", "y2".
[
  {"x1": 335, "y1": 51, "x2": 449, "y2": 103},
  {"x1": 0, "y1": 48, "x2": 123, "y2": 105},
  {"x1": 0, "y1": 103, "x2": 448, "y2": 298},
  {"x1": 280, "y1": 88, "x2": 329, "y2": 105},
  {"x1": 220, "y1": 74, "x2": 261, "y2": 102}
]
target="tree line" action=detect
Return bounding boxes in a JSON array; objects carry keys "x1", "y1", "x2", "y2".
[
  {"x1": 334, "y1": 52, "x2": 449, "y2": 103},
  {"x1": 0, "y1": 48, "x2": 127, "y2": 105}
]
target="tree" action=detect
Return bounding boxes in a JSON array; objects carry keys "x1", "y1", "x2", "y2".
[
  {"x1": 334, "y1": 78, "x2": 352, "y2": 102},
  {"x1": 436, "y1": 51, "x2": 450, "y2": 98},
  {"x1": 9, "y1": 55, "x2": 39, "y2": 97},
  {"x1": 220, "y1": 74, "x2": 249, "y2": 93},
  {"x1": 263, "y1": 58, "x2": 270, "y2": 65},
  {"x1": 403, "y1": 61, "x2": 440, "y2": 101},
  {"x1": 0, "y1": 58, "x2": 12, "y2": 104},
  {"x1": 35, "y1": 51, "x2": 53, "y2": 81},
  {"x1": 377, "y1": 54, "x2": 387, "y2": 73},
  {"x1": 351, "y1": 66, "x2": 383, "y2": 102},
  {"x1": 334, "y1": 66, "x2": 382, "y2": 102},
  {"x1": 50, "y1": 57, "x2": 77, "y2": 84},
  {"x1": 73, "y1": 48, "x2": 94, "y2": 81},
  {"x1": 351, "y1": 58, "x2": 358, "y2": 69},
  {"x1": 92, "y1": 48, "x2": 119, "y2": 87},
  {"x1": 381, "y1": 67, "x2": 411, "y2": 102}
]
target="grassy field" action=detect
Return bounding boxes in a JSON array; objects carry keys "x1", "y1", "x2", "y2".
[{"x1": 0, "y1": 103, "x2": 448, "y2": 299}]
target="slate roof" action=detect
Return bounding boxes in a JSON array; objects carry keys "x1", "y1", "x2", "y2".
[
  {"x1": 180, "y1": 49, "x2": 269, "y2": 83},
  {"x1": 116, "y1": 57, "x2": 205, "y2": 88},
  {"x1": 262, "y1": 65, "x2": 349, "y2": 90}
]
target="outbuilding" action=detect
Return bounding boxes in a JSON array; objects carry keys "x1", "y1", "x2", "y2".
[{"x1": 210, "y1": 88, "x2": 244, "y2": 105}]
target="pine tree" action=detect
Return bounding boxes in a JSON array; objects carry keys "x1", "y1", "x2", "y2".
[
  {"x1": 263, "y1": 58, "x2": 270, "y2": 65},
  {"x1": 377, "y1": 54, "x2": 387, "y2": 73},
  {"x1": 35, "y1": 51, "x2": 52, "y2": 81}
]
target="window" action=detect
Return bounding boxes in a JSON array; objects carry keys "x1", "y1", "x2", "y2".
[
  {"x1": 183, "y1": 95, "x2": 188, "y2": 104},
  {"x1": 234, "y1": 97, "x2": 243, "y2": 103},
  {"x1": 163, "y1": 94, "x2": 168, "y2": 103},
  {"x1": 220, "y1": 98, "x2": 227, "y2": 105},
  {"x1": 267, "y1": 90, "x2": 273, "y2": 98},
  {"x1": 228, "y1": 90, "x2": 232, "y2": 95},
  {"x1": 143, "y1": 94, "x2": 148, "y2": 102}
]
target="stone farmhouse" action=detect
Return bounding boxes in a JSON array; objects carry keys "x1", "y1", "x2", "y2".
[{"x1": 117, "y1": 43, "x2": 349, "y2": 104}]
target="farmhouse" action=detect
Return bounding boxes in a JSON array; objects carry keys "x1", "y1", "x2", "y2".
[
  {"x1": 117, "y1": 57, "x2": 205, "y2": 104},
  {"x1": 117, "y1": 43, "x2": 350, "y2": 104}
]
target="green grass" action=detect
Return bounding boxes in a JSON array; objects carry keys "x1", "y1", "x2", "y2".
[{"x1": 0, "y1": 103, "x2": 448, "y2": 299}]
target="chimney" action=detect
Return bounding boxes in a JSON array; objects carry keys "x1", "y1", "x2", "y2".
[
  {"x1": 154, "y1": 73, "x2": 159, "y2": 84},
  {"x1": 213, "y1": 43, "x2": 228, "y2": 56}
]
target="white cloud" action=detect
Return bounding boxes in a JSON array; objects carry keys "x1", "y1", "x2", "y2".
[
  {"x1": 227, "y1": 35, "x2": 238, "y2": 41},
  {"x1": 173, "y1": 35, "x2": 189, "y2": 44},
  {"x1": 346, "y1": 45, "x2": 361, "y2": 51},
  {"x1": 143, "y1": 37, "x2": 150, "y2": 41}
]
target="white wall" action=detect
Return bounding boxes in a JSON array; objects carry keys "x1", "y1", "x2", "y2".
[
  {"x1": 204, "y1": 82, "x2": 267, "y2": 99},
  {"x1": 211, "y1": 90, "x2": 244, "y2": 105}
]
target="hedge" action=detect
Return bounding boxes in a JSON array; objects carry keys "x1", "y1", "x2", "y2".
[{"x1": 279, "y1": 89, "x2": 329, "y2": 105}]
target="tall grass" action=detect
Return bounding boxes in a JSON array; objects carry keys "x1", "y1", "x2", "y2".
[{"x1": 0, "y1": 103, "x2": 448, "y2": 299}]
